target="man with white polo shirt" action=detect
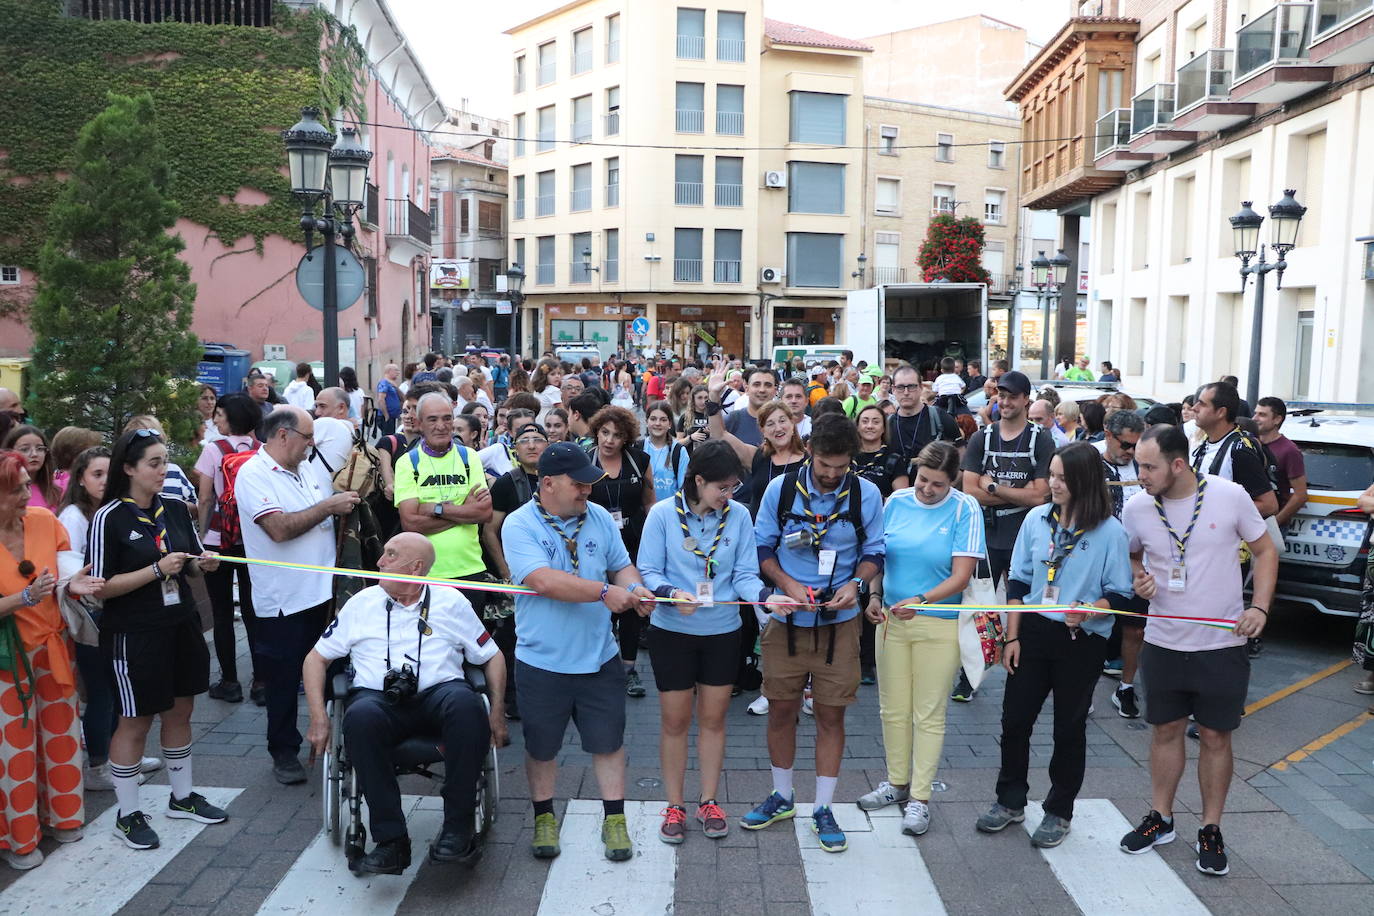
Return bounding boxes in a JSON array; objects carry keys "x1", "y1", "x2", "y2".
[{"x1": 310, "y1": 387, "x2": 356, "y2": 478}]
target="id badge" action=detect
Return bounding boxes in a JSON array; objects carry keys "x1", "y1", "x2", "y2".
[
  {"x1": 694, "y1": 580, "x2": 714, "y2": 608},
  {"x1": 1168, "y1": 565, "x2": 1187, "y2": 592},
  {"x1": 611, "y1": 510, "x2": 626, "y2": 530},
  {"x1": 1043, "y1": 584, "x2": 1060, "y2": 604},
  {"x1": 817, "y1": 549, "x2": 837, "y2": 577},
  {"x1": 161, "y1": 578, "x2": 180, "y2": 607}
]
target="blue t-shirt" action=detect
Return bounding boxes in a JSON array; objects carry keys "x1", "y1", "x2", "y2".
[
  {"x1": 754, "y1": 466, "x2": 885, "y2": 627},
  {"x1": 1008, "y1": 504, "x2": 1134, "y2": 639},
  {"x1": 502, "y1": 500, "x2": 632, "y2": 673},
  {"x1": 643, "y1": 440, "x2": 688, "y2": 502},
  {"x1": 377, "y1": 378, "x2": 401, "y2": 416},
  {"x1": 881, "y1": 487, "x2": 986, "y2": 620},
  {"x1": 639, "y1": 496, "x2": 765, "y2": 636}
]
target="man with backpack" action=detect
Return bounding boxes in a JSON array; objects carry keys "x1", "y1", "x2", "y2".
[
  {"x1": 842, "y1": 374, "x2": 879, "y2": 418},
  {"x1": 888, "y1": 365, "x2": 959, "y2": 467}
]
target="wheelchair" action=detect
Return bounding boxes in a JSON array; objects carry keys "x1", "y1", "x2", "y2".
[{"x1": 321, "y1": 658, "x2": 499, "y2": 875}]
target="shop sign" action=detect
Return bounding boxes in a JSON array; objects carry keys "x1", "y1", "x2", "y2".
[
  {"x1": 681, "y1": 307, "x2": 703, "y2": 316},
  {"x1": 430, "y1": 259, "x2": 470, "y2": 290}
]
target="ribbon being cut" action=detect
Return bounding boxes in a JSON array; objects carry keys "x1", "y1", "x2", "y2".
[{"x1": 214, "y1": 554, "x2": 1236, "y2": 631}]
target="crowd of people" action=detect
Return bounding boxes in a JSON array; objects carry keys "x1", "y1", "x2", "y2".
[{"x1": 0, "y1": 344, "x2": 1371, "y2": 887}]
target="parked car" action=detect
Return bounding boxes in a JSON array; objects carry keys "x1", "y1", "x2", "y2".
[{"x1": 1032, "y1": 379, "x2": 1161, "y2": 411}]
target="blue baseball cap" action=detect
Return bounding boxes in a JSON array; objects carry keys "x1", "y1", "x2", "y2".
[{"x1": 537, "y1": 442, "x2": 605, "y2": 483}]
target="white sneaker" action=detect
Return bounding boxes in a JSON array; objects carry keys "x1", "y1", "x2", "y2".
[
  {"x1": 140, "y1": 756, "x2": 164, "y2": 773},
  {"x1": 901, "y1": 800, "x2": 931, "y2": 837},
  {"x1": 84, "y1": 763, "x2": 115, "y2": 791},
  {"x1": 1, "y1": 848, "x2": 44, "y2": 870},
  {"x1": 46, "y1": 826, "x2": 83, "y2": 844},
  {"x1": 857, "y1": 780, "x2": 910, "y2": 811},
  {"x1": 802, "y1": 694, "x2": 814, "y2": 716},
  {"x1": 747, "y1": 695, "x2": 770, "y2": 716}
]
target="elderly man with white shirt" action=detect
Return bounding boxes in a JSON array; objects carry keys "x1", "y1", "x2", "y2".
[{"x1": 310, "y1": 387, "x2": 356, "y2": 477}]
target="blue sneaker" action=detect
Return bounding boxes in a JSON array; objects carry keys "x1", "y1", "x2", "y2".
[
  {"x1": 739, "y1": 791, "x2": 795, "y2": 830},
  {"x1": 811, "y1": 805, "x2": 847, "y2": 853}
]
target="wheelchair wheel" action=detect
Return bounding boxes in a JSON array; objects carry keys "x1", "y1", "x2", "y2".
[
  {"x1": 476, "y1": 744, "x2": 499, "y2": 837},
  {"x1": 323, "y1": 697, "x2": 348, "y2": 844}
]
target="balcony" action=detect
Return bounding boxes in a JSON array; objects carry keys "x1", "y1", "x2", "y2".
[
  {"x1": 536, "y1": 263, "x2": 554, "y2": 285},
  {"x1": 572, "y1": 51, "x2": 592, "y2": 74},
  {"x1": 873, "y1": 266, "x2": 906, "y2": 285},
  {"x1": 1232, "y1": 3, "x2": 1333, "y2": 103},
  {"x1": 385, "y1": 199, "x2": 430, "y2": 260},
  {"x1": 570, "y1": 188, "x2": 591, "y2": 212},
  {"x1": 675, "y1": 109, "x2": 705, "y2": 133},
  {"x1": 604, "y1": 111, "x2": 620, "y2": 135},
  {"x1": 1093, "y1": 108, "x2": 1152, "y2": 171},
  {"x1": 714, "y1": 260, "x2": 742, "y2": 283},
  {"x1": 674, "y1": 258, "x2": 703, "y2": 282},
  {"x1": 1311, "y1": 0, "x2": 1374, "y2": 63},
  {"x1": 716, "y1": 111, "x2": 744, "y2": 135},
  {"x1": 715, "y1": 183, "x2": 743, "y2": 207},
  {"x1": 674, "y1": 181, "x2": 703, "y2": 206},
  {"x1": 536, "y1": 194, "x2": 555, "y2": 217},
  {"x1": 718, "y1": 37, "x2": 746, "y2": 61},
  {"x1": 1173, "y1": 49, "x2": 1256, "y2": 131},
  {"x1": 677, "y1": 35, "x2": 705, "y2": 59},
  {"x1": 1128, "y1": 83, "x2": 1196, "y2": 153}
]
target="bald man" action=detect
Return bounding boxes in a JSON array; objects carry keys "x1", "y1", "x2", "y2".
[
  {"x1": 304, "y1": 532, "x2": 506, "y2": 874},
  {"x1": 311, "y1": 387, "x2": 355, "y2": 475},
  {"x1": 0, "y1": 387, "x2": 21, "y2": 418}
]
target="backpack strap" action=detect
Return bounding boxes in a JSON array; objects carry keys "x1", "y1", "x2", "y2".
[{"x1": 774, "y1": 469, "x2": 801, "y2": 544}]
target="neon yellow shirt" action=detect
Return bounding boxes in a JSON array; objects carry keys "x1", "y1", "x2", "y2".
[{"x1": 393, "y1": 444, "x2": 487, "y2": 578}]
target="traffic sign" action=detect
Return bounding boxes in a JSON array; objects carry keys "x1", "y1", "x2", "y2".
[
  {"x1": 631, "y1": 316, "x2": 651, "y2": 336},
  {"x1": 295, "y1": 246, "x2": 365, "y2": 312}
]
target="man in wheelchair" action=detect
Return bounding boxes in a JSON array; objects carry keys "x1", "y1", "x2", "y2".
[{"x1": 303, "y1": 532, "x2": 508, "y2": 875}]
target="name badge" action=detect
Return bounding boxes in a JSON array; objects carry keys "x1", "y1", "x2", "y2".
[
  {"x1": 1168, "y1": 565, "x2": 1187, "y2": 592},
  {"x1": 611, "y1": 510, "x2": 626, "y2": 530},
  {"x1": 694, "y1": 580, "x2": 714, "y2": 609},
  {"x1": 161, "y1": 578, "x2": 181, "y2": 607},
  {"x1": 817, "y1": 549, "x2": 837, "y2": 577},
  {"x1": 1043, "y1": 584, "x2": 1060, "y2": 604}
]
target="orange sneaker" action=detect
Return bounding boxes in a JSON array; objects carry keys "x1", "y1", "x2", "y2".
[
  {"x1": 659, "y1": 805, "x2": 687, "y2": 845},
  {"x1": 697, "y1": 799, "x2": 729, "y2": 839}
]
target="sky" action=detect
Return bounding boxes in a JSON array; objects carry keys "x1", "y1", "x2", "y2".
[{"x1": 385, "y1": 0, "x2": 1071, "y2": 118}]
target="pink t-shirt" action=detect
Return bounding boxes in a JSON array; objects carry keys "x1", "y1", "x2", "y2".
[{"x1": 1123, "y1": 474, "x2": 1266, "y2": 653}]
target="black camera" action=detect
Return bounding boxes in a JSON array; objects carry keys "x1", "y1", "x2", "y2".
[
  {"x1": 814, "y1": 587, "x2": 838, "y2": 622},
  {"x1": 382, "y1": 663, "x2": 418, "y2": 706}
]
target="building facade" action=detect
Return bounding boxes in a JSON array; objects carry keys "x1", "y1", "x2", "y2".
[
  {"x1": 505, "y1": 0, "x2": 870, "y2": 361},
  {"x1": 429, "y1": 144, "x2": 511, "y2": 352}
]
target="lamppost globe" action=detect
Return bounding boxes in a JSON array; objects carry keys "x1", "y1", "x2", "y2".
[
  {"x1": 281, "y1": 106, "x2": 334, "y2": 201},
  {"x1": 1229, "y1": 201, "x2": 1263, "y2": 260},
  {"x1": 1031, "y1": 250, "x2": 1051, "y2": 288},
  {"x1": 1050, "y1": 249, "x2": 1071, "y2": 286},
  {"x1": 507, "y1": 263, "x2": 525, "y2": 294},
  {"x1": 328, "y1": 126, "x2": 373, "y2": 210},
  {"x1": 1269, "y1": 189, "x2": 1307, "y2": 254}
]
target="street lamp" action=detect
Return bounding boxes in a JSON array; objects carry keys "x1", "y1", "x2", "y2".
[
  {"x1": 1030, "y1": 250, "x2": 1067, "y2": 380},
  {"x1": 851, "y1": 251, "x2": 868, "y2": 286},
  {"x1": 506, "y1": 262, "x2": 525, "y2": 355},
  {"x1": 282, "y1": 106, "x2": 372, "y2": 387},
  {"x1": 1230, "y1": 189, "x2": 1306, "y2": 404},
  {"x1": 582, "y1": 247, "x2": 600, "y2": 276}
]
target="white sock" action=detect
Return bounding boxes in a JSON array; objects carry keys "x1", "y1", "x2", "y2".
[
  {"x1": 109, "y1": 761, "x2": 143, "y2": 816},
  {"x1": 815, "y1": 775, "x2": 837, "y2": 809},
  {"x1": 163, "y1": 743, "x2": 193, "y2": 800},
  {"x1": 771, "y1": 766, "x2": 794, "y2": 799},
  {"x1": 1120, "y1": 681, "x2": 1133, "y2": 689}
]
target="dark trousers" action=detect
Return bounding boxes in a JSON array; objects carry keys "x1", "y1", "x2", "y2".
[
  {"x1": 987, "y1": 547, "x2": 1014, "y2": 588},
  {"x1": 256, "y1": 602, "x2": 330, "y2": 759},
  {"x1": 995, "y1": 613, "x2": 1106, "y2": 821},
  {"x1": 203, "y1": 543, "x2": 259, "y2": 685},
  {"x1": 344, "y1": 681, "x2": 490, "y2": 844},
  {"x1": 615, "y1": 609, "x2": 643, "y2": 664},
  {"x1": 75, "y1": 640, "x2": 116, "y2": 764}
]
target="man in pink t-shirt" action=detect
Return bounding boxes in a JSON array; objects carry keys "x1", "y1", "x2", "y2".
[{"x1": 1117, "y1": 424, "x2": 1277, "y2": 878}]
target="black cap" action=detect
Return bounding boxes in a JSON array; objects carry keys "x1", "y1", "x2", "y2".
[
  {"x1": 512, "y1": 422, "x2": 548, "y2": 440},
  {"x1": 537, "y1": 442, "x2": 605, "y2": 484},
  {"x1": 996, "y1": 370, "x2": 1032, "y2": 396}
]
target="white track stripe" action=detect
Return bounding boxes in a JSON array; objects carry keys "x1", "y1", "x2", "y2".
[
  {"x1": 1, "y1": 786, "x2": 241, "y2": 916},
  {"x1": 536, "y1": 800, "x2": 676, "y2": 916},
  {"x1": 795, "y1": 803, "x2": 948, "y2": 916},
  {"x1": 1024, "y1": 800, "x2": 1210, "y2": 915}
]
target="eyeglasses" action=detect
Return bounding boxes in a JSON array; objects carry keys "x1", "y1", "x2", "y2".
[
  {"x1": 893, "y1": 384, "x2": 921, "y2": 393},
  {"x1": 284, "y1": 427, "x2": 315, "y2": 444},
  {"x1": 1118, "y1": 440, "x2": 1138, "y2": 451},
  {"x1": 14, "y1": 444, "x2": 48, "y2": 456}
]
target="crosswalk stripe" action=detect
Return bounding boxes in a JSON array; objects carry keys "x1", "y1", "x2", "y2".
[
  {"x1": 1, "y1": 785, "x2": 242, "y2": 916},
  {"x1": 535, "y1": 800, "x2": 676, "y2": 916},
  {"x1": 258, "y1": 794, "x2": 443, "y2": 915},
  {"x1": 1023, "y1": 801, "x2": 1210, "y2": 915},
  {"x1": 794, "y1": 803, "x2": 949, "y2": 916}
]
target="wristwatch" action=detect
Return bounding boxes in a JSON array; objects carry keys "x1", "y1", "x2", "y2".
[
  {"x1": 432, "y1": 502, "x2": 445, "y2": 518},
  {"x1": 986, "y1": 482, "x2": 999, "y2": 495},
  {"x1": 913, "y1": 594, "x2": 927, "y2": 605}
]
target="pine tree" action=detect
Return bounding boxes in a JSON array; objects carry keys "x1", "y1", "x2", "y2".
[
  {"x1": 29, "y1": 92, "x2": 201, "y2": 443},
  {"x1": 916, "y1": 214, "x2": 992, "y2": 285}
]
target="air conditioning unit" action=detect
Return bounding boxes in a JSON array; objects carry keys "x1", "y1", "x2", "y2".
[
  {"x1": 760, "y1": 266, "x2": 782, "y2": 284},
  {"x1": 763, "y1": 170, "x2": 787, "y2": 189}
]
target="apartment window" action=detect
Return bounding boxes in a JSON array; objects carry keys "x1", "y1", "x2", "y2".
[
  {"x1": 677, "y1": 8, "x2": 705, "y2": 59},
  {"x1": 875, "y1": 178, "x2": 900, "y2": 215},
  {"x1": 878, "y1": 125, "x2": 898, "y2": 155},
  {"x1": 514, "y1": 238, "x2": 525, "y2": 276},
  {"x1": 537, "y1": 41, "x2": 556, "y2": 85},
  {"x1": 514, "y1": 55, "x2": 526, "y2": 94},
  {"x1": 536, "y1": 236, "x2": 555, "y2": 285},
  {"x1": 478, "y1": 201, "x2": 501, "y2": 234},
  {"x1": 513, "y1": 113, "x2": 526, "y2": 157},
  {"x1": 570, "y1": 163, "x2": 592, "y2": 212},
  {"x1": 788, "y1": 162, "x2": 844, "y2": 215},
  {"x1": 514, "y1": 175, "x2": 526, "y2": 220},
  {"x1": 932, "y1": 182, "x2": 956, "y2": 214},
  {"x1": 605, "y1": 86, "x2": 620, "y2": 136},
  {"x1": 459, "y1": 199, "x2": 470, "y2": 235},
  {"x1": 604, "y1": 228, "x2": 619, "y2": 282},
  {"x1": 718, "y1": 10, "x2": 746, "y2": 61},
  {"x1": 936, "y1": 132, "x2": 954, "y2": 162},
  {"x1": 572, "y1": 27, "x2": 592, "y2": 75},
  {"x1": 789, "y1": 91, "x2": 846, "y2": 145},
  {"x1": 874, "y1": 231, "x2": 901, "y2": 284},
  {"x1": 675, "y1": 228, "x2": 703, "y2": 282},
  {"x1": 536, "y1": 170, "x2": 555, "y2": 217},
  {"x1": 786, "y1": 233, "x2": 843, "y2": 288},
  {"x1": 606, "y1": 13, "x2": 620, "y2": 63},
  {"x1": 983, "y1": 189, "x2": 1005, "y2": 224},
  {"x1": 714, "y1": 229, "x2": 742, "y2": 283},
  {"x1": 536, "y1": 106, "x2": 555, "y2": 153},
  {"x1": 716, "y1": 84, "x2": 744, "y2": 135},
  {"x1": 572, "y1": 95, "x2": 592, "y2": 143},
  {"x1": 571, "y1": 231, "x2": 592, "y2": 283},
  {"x1": 675, "y1": 155, "x2": 704, "y2": 206},
  {"x1": 988, "y1": 140, "x2": 1005, "y2": 169},
  {"x1": 606, "y1": 157, "x2": 620, "y2": 206},
  {"x1": 982, "y1": 241, "x2": 1005, "y2": 289},
  {"x1": 0, "y1": 266, "x2": 19, "y2": 285},
  {"x1": 715, "y1": 156, "x2": 743, "y2": 207},
  {"x1": 675, "y1": 82, "x2": 705, "y2": 133}
]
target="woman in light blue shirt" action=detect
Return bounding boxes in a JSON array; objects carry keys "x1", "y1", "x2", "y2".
[
  {"x1": 641, "y1": 401, "x2": 688, "y2": 501},
  {"x1": 638, "y1": 441, "x2": 767, "y2": 846}
]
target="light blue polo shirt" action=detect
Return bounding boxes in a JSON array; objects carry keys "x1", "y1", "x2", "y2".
[
  {"x1": 754, "y1": 466, "x2": 885, "y2": 627},
  {"x1": 643, "y1": 440, "x2": 688, "y2": 501},
  {"x1": 1008, "y1": 504, "x2": 1134, "y2": 638},
  {"x1": 503, "y1": 500, "x2": 632, "y2": 674},
  {"x1": 882, "y1": 487, "x2": 987, "y2": 620},
  {"x1": 639, "y1": 497, "x2": 765, "y2": 636}
]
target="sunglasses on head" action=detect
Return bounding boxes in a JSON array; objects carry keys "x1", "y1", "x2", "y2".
[{"x1": 132, "y1": 428, "x2": 162, "y2": 439}]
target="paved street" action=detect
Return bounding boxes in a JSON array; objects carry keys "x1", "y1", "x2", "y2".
[{"x1": 1, "y1": 602, "x2": 1371, "y2": 915}]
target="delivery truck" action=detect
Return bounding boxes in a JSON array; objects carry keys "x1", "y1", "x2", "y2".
[{"x1": 843, "y1": 282, "x2": 988, "y2": 373}]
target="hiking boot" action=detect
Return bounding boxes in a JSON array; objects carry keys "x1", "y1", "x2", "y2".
[
  {"x1": 1195, "y1": 824, "x2": 1229, "y2": 875},
  {"x1": 602, "y1": 813, "x2": 633, "y2": 861},
  {"x1": 531, "y1": 812, "x2": 560, "y2": 859},
  {"x1": 857, "y1": 780, "x2": 910, "y2": 811},
  {"x1": 1120, "y1": 810, "x2": 1176, "y2": 854},
  {"x1": 1112, "y1": 685, "x2": 1141, "y2": 719},
  {"x1": 1031, "y1": 814, "x2": 1071, "y2": 848},
  {"x1": 625, "y1": 670, "x2": 646, "y2": 698},
  {"x1": 740, "y1": 791, "x2": 796, "y2": 830},
  {"x1": 659, "y1": 805, "x2": 687, "y2": 845},
  {"x1": 975, "y1": 803, "x2": 1025, "y2": 833}
]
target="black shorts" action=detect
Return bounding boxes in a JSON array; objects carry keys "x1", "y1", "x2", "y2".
[
  {"x1": 1119, "y1": 594, "x2": 1148, "y2": 630},
  {"x1": 516, "y1": 657, "x2": 626, "y2": 761},
  {"x1": 1140, "y1": 643, "x2": 1250, "y2": 731},
  {"x1": 647, "y1": 627, "x2": 741, "y2": 692},
  {"x1": 103, "y1": 614, "x2": 211, "y2": 717}
]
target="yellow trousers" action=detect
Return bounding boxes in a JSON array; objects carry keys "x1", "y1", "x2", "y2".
[{"x1": 875, "y1": 614, "x2": 963, "y2": 793}]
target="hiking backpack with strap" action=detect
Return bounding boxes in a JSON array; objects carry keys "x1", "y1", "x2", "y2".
[
  {"x1": 211, "y1": 440, "x2": 261, "y2": 547},
  {"x1": 1198, "y1": 428, "x2": 1279, "y2": 494},
  {"x1": 773, "y1": 468, "x2": 866, "y2": 548}
]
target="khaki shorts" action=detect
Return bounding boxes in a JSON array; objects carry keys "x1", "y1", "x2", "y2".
[{"x1": 760, "y1": 613, "x2": 861, "y2": 707}]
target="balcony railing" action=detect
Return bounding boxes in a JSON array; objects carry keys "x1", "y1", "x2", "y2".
[
  {"x1": 606, "y1": 183, "x2": 620, "y2": 207},
  {"x1": 675, "y1": 109, "x2": 705, "y2": 133},
  {"x1": 1316, "y1": 0, "x2": 1372, "y2": 37},
  {"x1": 604, "y1": 111, "x2": 620, "y2": 135},
  {"x1": 714, "y1": 259, "x2": 742, "y2": 283},
  {"x1": 604, "y1": 259, "x2": 619, "y2": 282},
  {"x1": 716, "y1": 111, "x2": 744, "y2": 135},
  {"x1": 1177, "y1": 49, "x2": 1234, "y2": 112},
  {"x1": 569, "y1": 262, "x2": 593, "y2": 283},
  {"x1": 514, "y1": 199, "x2": 525, "y2": 220},
  {"x1": 1237, "y1": 2, "x2": 1313, "y2": 81},
  {"x1": 1131, "y1": 82, "x2": 1175, "y2": 135},
  {"x1": 873, "y1": 266, "x2": 906, "y2": 285},
  {"x1": 1094, "y1": 108, "x2": 1132, "y2": 157},
  {"x1": 536, "y1": 134, "x2": 554, "y2": 153},
  {"x1": 536, "y1": 263, "x2": 554, "y2": 285},
  {"x1": 606, "y1": 40, "x2": 620, "y2": 63},
  {"x1": 572, "y1": 51, "x2": 592, "y2": 74},
  {"x1": 674, "y1": 181, "x2": 703, "y2": 206},
  {"x1": 570, "y1": 188, "x2": 591, "y2": 211},
  {"x1": 572, "y1": 120, "x2": 592, "y2": 143},
  {"x1": 385, "y1": 199, "x2": 430, "y2": 246},
  {"x1": 537, "y1": 62, "x2": 555, "y2": 85},
  {"x1": 677, "y1": 35, "x2": 705, "y2": 58},
  {"x1": 674, "y1": 258, "x2": 703, "y2": 282},
  {"x1": 536, "y1": 194, "x2": 555, "y2": 217},
  {"x1": 715, "y1": 183, "x2": 743, "y2": 207},
  {"x1": 717, "y1": 37, "x2": 746, "y2": 61}
]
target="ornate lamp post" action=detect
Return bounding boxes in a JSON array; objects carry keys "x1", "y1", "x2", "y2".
[{"x1": 1230, "y1": 189, "x2": 1305, "y2": 404}]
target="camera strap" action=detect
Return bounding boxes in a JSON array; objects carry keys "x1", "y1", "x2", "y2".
[{"x1": 384, "y1": 586, "x2": 432, "y2": 683}]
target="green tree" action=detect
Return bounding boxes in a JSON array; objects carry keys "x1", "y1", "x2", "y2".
[
  {"x1": 917, "y1": 214, "x2": 992, "y2": 284},
  {"x1": 28, "y1": 92, "x2": 201, "y2": 444}
]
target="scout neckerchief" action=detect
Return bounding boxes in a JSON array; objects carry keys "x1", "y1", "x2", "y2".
[
  {"x1": 852, "y1": 447, "x2": 890, "y2": 484},
  {"x1": 534, "y1": 496, "x2": 586, "y2": 572},
  {"x1": 1043, "y1": 506, "x2": 1086, "y2": 598},
  {"x1": 675, "y1": 493, "x2": 729, "y2": 579},
  {"x1": 1154, "y1": 474, "x2": 1208, "y2": 567},
  {"x1": 121, "y1": 495, "x2": 170, "y2": 556},
  {"x1": 794, "y1": 464, "x2": 853, "y2": 557}
]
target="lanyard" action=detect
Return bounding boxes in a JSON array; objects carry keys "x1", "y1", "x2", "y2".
[
  {"x1": 384, "y1": 586, "x2": 432, "y2": 677},
  {"x1": 120, "y1": 496, "x2": 169, "y2": 556},
  {"x1": 1044, "y1": 506, "x2": 1086, "y2": 583},
  {"x1": 535, "y1": 496, "x2": 586, "y2": 572},
  {"x1": 1153, "y1": 475, "x2": 1208, "y2": 563},
  {"x1": 794, "y1": 465, "x2": 852, "y2": 554},
  {"x1": 675, "y1": 494, "x2": 730, "y2": 579}
]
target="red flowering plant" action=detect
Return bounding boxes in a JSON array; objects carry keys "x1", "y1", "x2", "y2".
[{"x1": 917, "y1": 214, "x2": 992, "y2": 284}]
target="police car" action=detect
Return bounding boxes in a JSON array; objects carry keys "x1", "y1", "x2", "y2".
[{"x1": 1273, "y1": 405, "x2": 1374, "y2": 617}]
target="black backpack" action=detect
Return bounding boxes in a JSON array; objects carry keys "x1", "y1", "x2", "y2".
[{"x1": 773, "y1": 468, "x2": 866, "y2": 548}]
